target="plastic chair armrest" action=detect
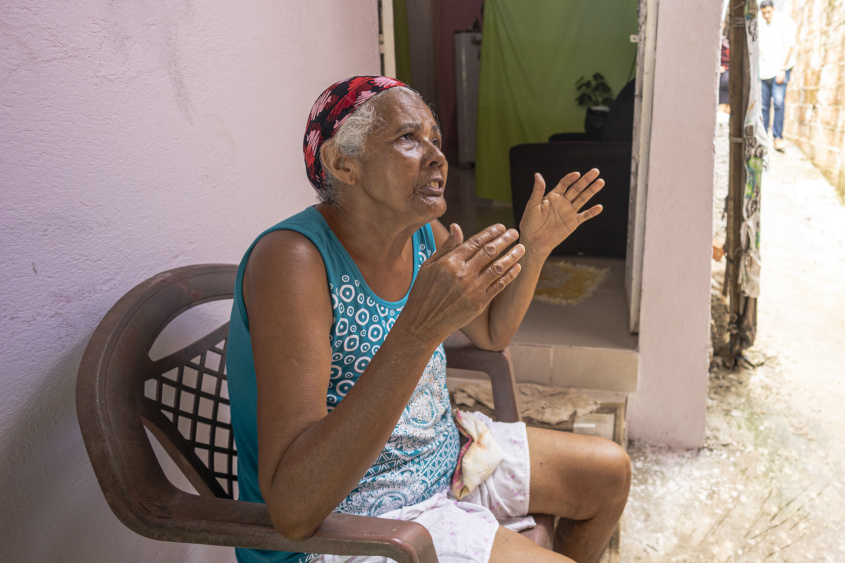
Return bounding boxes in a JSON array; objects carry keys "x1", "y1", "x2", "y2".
[
  {"x1": 444, "y1": 332, "x2": 521, "y2": 423},
  {"x1": 128, "y1": 491, "x2": 438, "y2": 563}
]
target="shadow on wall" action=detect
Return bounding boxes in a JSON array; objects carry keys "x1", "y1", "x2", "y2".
[{"x1": 0, "y1": 331, "x2": 233, "y2": 561}]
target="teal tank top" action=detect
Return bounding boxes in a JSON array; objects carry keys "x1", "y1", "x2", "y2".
[{"x1": 226, "y1": 207, "x2": 460, "y2": 563}]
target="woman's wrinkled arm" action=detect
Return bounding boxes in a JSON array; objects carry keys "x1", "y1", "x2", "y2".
[
  {"x1": 245, "y1": 226, "x2": 522, "y2": 540},
  {"x1": 245, "y1": 230, "x2": 438, "y2": 541}
]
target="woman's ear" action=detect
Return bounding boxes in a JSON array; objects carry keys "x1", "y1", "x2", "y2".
[{"x1": 321, "y1": 142, "x2": 359, "y2": 186}]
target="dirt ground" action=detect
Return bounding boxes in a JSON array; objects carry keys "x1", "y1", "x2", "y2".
[{"x1": 619, "y1": 118, "x2": 845, "y2": 562}]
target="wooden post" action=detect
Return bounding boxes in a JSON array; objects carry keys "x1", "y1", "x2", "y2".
[{"x1": 725, "y1": 0, "x2": 750, "y2": 364}]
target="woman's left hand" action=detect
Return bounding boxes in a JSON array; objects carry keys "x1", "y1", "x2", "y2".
[{"x1": 519, "y1": 169, "x2": 605, "y2": 256}]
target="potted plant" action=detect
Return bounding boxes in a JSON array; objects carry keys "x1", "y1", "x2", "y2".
[{"x1": 575, "y1": 73, "x2": 615, "y2": 139}]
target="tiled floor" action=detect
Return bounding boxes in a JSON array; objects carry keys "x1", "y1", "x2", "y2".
[{"x1": 442, "y1": 166, "x2": 638, "y2": 394}]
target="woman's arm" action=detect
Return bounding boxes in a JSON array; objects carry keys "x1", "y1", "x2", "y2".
[
  {"x1": 245, "y1": 225, "x2": 522, "y2": 541},
  {"x1": 438, "y1": 169, "x2": 604, "y2": 351}
]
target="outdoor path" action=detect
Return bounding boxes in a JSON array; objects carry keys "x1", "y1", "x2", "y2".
[{"x1": 619, "y1": 139, "x2": 845, "y2": 562}]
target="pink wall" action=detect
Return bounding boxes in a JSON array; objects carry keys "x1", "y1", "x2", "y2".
[
  {"x1": 627, "y1": 0, "x2": 721, "y2": 448},
  {"x1": 435, "y1": 0, "x2": 484, "y2": 162},
  {"x1": 0, "y1": 0, "x2": 379, "y2": 559}
]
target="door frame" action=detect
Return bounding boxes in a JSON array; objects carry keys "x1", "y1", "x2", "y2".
[
  {"x1": 625, "y1": 0, "x2": 659, "y2": 334},
  {"x1": 379, "y1": 0, "x2": 397, "y2": 78}
]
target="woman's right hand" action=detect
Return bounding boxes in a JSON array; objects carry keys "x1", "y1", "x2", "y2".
[{"x1": 399, "y1": 223, "x2": 525, "y2": 345}]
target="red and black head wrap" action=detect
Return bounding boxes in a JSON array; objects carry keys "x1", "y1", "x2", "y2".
[{"x1": 303, "y1": 75, "x2": 411, "y2": 192}]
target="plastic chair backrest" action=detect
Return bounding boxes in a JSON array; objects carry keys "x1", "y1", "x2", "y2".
[
  {"x1": 142, "y1": 319, "x2": 235, "y2": 499},
  {"x1": 77, "y1": 264, "x2": 239, "y2": 516}
]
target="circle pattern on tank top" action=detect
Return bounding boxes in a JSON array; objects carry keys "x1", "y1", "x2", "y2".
[
  {"x1": 325, "y1": 279, "x2": 395, "y2": 402},
  {"x1": 325, "y1": 246, "x2": 434, "y2": 406},
  {"x1": 322, "y1": 234, "x2": 460, "y2": 517}
]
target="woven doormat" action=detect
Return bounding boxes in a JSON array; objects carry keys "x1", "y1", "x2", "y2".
[{"x1": 533, "y1": 260, "x2": 610, "y2": 306}]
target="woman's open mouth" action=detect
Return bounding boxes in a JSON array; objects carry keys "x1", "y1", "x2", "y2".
[{"x1": 417, "y1": 180, "x2": 444, "y2": 195}]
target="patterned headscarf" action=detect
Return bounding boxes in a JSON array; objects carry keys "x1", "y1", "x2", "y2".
[{"x1": 303, "y1": 76, "x2": 410, "y2": 192}]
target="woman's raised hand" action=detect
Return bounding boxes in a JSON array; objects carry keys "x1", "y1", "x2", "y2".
[
  {"x1": 519, "y1": 169, "x2": 605, "y2": 256},
  {"x1": 400, "y1": 223, "x2": 524, "y2": 345}
]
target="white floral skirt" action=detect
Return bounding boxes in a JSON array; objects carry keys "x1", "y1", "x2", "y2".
[{"x1": 311, "y1": 413, "x2": 534, "y2": 563}]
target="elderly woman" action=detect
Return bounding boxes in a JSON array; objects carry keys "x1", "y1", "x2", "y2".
[{"x1": 227, "y1": 76, "x2": 630, "y2": 563}]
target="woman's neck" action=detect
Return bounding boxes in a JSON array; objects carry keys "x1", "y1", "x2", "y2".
[{"x1": 316, "y1": 203, "x2": 425, "y2": 302}]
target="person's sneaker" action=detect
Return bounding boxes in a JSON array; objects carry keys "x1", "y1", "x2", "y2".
[{"x1": 773, "y1": 138, "x2": 785, "y2": 151}]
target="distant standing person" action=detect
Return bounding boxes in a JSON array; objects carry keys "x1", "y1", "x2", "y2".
[
  {"x1": 759, "y1": 0, "x2": 797, "y2": 151},
  {"x1": 718, "y1": 31, "x2": 730, "y2": 114}
]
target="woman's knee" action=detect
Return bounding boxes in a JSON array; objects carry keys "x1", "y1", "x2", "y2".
[
  {"x1": 527, "y1": 429, "x2": 631, "y2": 518},
  {"x1": 592, "y1": 439, "x2": 632, "y2": 504}
]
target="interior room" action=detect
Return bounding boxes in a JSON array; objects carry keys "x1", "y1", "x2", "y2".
[{"x1": 389, "y1": 0, "x2": 640, "y2": 406}]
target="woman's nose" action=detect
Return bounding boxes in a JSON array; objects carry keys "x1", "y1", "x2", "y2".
[{"x1": 425, "y1": 140, "x2": 446, "y2": 168}]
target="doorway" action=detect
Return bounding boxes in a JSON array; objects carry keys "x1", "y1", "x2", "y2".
[{"x1": 379, "y1": 0, "x2": 652, "y2": 395}]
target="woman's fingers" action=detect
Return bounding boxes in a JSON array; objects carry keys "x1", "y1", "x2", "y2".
[
  {"x1": 553, "y1": 171, "x2": 583, "y2": 198},
  {"x1": 577, "y1": 204, "x2": 604, "y2": 224},
  {"x1": 486, "y1": 262, "x2": 522, "y2": 299},
  {"x1": 445, "y1": 223, "x2": 508, "y2": 261},
  {"x1": 571, "y1": 177, "x2": 605, "y2": 211},
  {"x1": 480, "y1": 242, "x2": 525, "y2": 287},
  {"x1": 564, "y1": 168, "x2": 600, "y2": 201},
  {"x1": 526, "y1": 173, "x2": 547, "y2": 207},
  {"x1": 424, "y1": 223, "x2": 523, "y2": 308},
  {"x1": 466, "y1": 228, "x2": 521, "y2": 269},
  {"x1": 428, "y1": 223, "x2": 464, "y2": 262},
  {"x1": 553, "y1": 168, "x2": 600, "y2": 202},
  {"x1": 433, "y1": 224, "x2": 521, "y2": 266}
]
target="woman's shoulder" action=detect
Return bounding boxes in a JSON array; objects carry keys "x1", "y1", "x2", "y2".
[
  {"x1": 242, "y1": 209, "x2": 330, "y2": 306},
  {"x1": 258, "y1": 206, "x2": 328, "y2": 241},
  {"x1": 241, "y1": 225, "x2": 332, "y2": 330},
  {"x1": 244, "y1": 207, "x2": 329, "y2": 266},
  {"x1": 247, "y1": 228, "x2": 324, "y2": 281}
]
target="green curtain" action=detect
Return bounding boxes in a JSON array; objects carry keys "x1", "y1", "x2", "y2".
[{"x1": 475, "y1": 0, "x2": 638, "y2": 201}]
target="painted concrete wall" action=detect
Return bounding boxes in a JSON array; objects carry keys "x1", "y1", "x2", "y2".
[
  {"x1": 627, "y1": 0, "x2": 721, "y2": 448},
  {"x1": 0, "y1": 1, "x2": 379, "y2": 560}
]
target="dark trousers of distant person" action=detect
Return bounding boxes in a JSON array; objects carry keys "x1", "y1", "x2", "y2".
[
  {"x1": 719, "y1": 69, "x2": 730, "y2": 106},
  {"x1": 761, "y1": 68, "x2": 791, "y2": 139}
]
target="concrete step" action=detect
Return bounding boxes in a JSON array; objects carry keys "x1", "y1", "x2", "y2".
[
  {"x1": 511, "y1": 256, "x2": 638, "y2": 393},
  {"x1": 509, "y1": 342, "x2": 637, "y2": 392}
]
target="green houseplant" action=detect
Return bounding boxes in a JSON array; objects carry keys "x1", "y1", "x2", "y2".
[
  {"x1": 575, "y1": 73, "x2": 615, "y2": 108},
  {"x1": 575, "y1": 73, "x2": 615, "y2": 138}
]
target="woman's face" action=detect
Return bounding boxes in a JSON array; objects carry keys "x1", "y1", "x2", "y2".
[{"x1": 353, "y1": 89, "x2": 448, "y2": 223}]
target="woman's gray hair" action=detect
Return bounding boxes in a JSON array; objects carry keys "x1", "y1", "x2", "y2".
[{"x1": 318, "y1": 86, "x2": 419, "y2": 207}]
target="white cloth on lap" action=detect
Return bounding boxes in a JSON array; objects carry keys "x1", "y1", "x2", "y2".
[
  {"x1": 451, "y1": 409, "x2": 505, "y2": 500},
  {"x1": 310, "y1": 412, "x2": 534, "y2": 563}
]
